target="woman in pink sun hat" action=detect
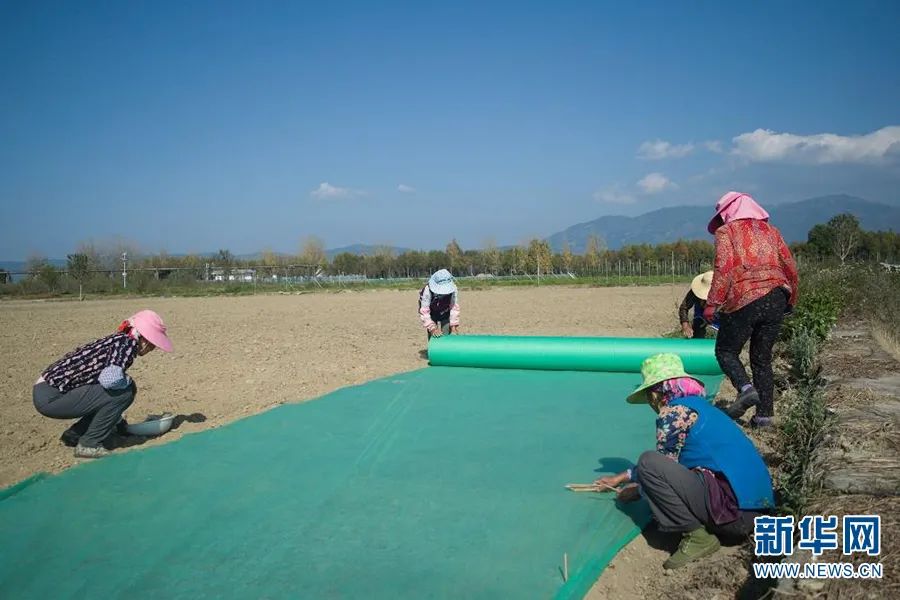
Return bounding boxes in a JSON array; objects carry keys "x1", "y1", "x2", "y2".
[
  {"x1": 32, "y1": 310, "x2": 173, "y2": 458},
  {"x1": 703, "y1": 192, "x2": 798, "y2": 427}
]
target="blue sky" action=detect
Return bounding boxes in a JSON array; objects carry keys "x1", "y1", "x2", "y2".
[{"x1": 1, "y1": 0, "x2": 899, "y2": 259}]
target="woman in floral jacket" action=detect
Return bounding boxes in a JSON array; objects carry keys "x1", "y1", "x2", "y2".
[
  {"x1": 702, "y1": 192, "x2": 798, "y2": 427},
  {"x1": 596, "y1": 353, "x2": 773, "y2": 570}
]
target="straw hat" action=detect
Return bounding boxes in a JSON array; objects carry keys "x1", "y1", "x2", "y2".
[
  {"x1": 690, "y1": 271, "x2": 714, "y2": 300},
  {"x1": 626, "y1": 353, "x2": 703, "y2": 404}
]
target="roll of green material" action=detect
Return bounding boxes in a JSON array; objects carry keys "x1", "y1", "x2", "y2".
[{"x1": 428, "y1": 335, "x2": 722, "y2": 375}]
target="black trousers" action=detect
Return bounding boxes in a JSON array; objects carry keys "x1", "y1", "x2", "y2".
[
  {"x1": 715, "y1": 288, "x2": 788, "y2": 417},
  {"x1": 691, "y1": 318, "x2": 707, "y2": 339},
  {"x1": 33, "y1": 382, "x2": 135, "y2": 448}
]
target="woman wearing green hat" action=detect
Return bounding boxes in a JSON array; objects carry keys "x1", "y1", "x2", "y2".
[{"x1": 594, "y1": 353, "x2": 773, "y2": 569}]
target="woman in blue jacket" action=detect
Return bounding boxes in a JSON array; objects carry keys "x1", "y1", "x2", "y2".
[{"x1": 595, "y1": 353, "x2": 774, "y2": 569}]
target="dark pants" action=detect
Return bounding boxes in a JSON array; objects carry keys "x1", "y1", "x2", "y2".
[
  {"x1": 33, "y1": 382, "x2": 136, "y2": 448},
  {"x1": 426, "y1": 319, "x2": 451, "y2": 340},
  {"x1": 637, "y1": 451, "x2": 757, "y2": 536},
  {"x1": 691, "y1": 319, "x2": 707, "y2": 339},
  {"x1": 715, "y1": 288, "x2": 788, "y2": 418}
]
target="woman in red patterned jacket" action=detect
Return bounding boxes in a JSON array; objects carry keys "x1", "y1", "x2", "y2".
[{"x1": 702, "y1": 192, "x2": 798, "y2": 427}]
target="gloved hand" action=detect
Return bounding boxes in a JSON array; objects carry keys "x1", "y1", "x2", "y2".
[
  {"x1": 115, "y1": 417, "x2": 129, "y2": 436},
  {"x1": 702, "y1": 305, "x2": 717, "y2": 324}
]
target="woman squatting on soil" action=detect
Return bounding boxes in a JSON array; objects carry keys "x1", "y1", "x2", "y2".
[
  {"x1": 419, "y1": 269, "x2": 460, "y2": 340},
  {"x1": 595, "y1": 353, "x2": 774, "y2": 570},
  {"x1": 32, "y1": 310, "x2": 173, "y2": 458},
  {"x1": 703, "y1": 192, "x2": 799, "y2": 427}
]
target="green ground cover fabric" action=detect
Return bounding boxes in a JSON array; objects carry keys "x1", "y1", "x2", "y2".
[
  {"x1": 0, "y1": 337, "x2": 723, "y2": 599},
  {"x1": 427, "y1": 336, "x2": 722, "y2": 374}
]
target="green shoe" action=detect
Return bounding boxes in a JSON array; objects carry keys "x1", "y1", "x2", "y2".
[{"x1": 663, "y1": 527, "x2": 721, "y2": 570}]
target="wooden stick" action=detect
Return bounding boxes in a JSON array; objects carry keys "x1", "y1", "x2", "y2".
[{"x1": 565, "y1": 482, "x2": 619, "y2": 493}]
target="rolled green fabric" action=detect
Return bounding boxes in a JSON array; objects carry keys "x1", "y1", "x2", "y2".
[{"x1": 428, "y1": 335, "x2": 722, "y2": 375}]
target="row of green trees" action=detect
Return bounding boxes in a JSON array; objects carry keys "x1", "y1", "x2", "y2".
[
  {"x1": 16, "y1": 237, "x2": 715, "y2": 281},
  {"x1": 3, "y1": 214, "x2": 897, "y2": 291},
  {"x1": 790, "y1": 214, "x2": 900, "y2": 264}
]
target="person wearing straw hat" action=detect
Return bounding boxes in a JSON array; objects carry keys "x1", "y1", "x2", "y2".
[
  {"x1": 419, "y1": 269, "x2": 460, "y2": 340},
  {"x1": 679, "y1": 271, "x2": 714, "y2": 339},
  {"x1": 593, "y1": 353, "x2": 773, "y2": 570},
  {"x1": 703, "y1": 192, "x2": 798, "y2": 427},
  {"x1": 32, "y1": 310, "x2": 173, "y2": 458}
]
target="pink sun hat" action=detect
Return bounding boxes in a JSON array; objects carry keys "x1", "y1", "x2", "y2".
[
  {"x1": 129, "y1": 310, "x2": 173, "y2": 352},
  {"x1": 707, "y1": 191, "x2": 770, "y2": 234}
]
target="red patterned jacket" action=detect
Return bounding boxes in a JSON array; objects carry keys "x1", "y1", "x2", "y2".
[{"x1": 707, "y1": 219, "x2": 799, "y2": 314}]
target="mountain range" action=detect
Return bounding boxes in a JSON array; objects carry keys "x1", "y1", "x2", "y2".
[{"x1": 545, "y1": 195, "x2": 900, "y2": 253}]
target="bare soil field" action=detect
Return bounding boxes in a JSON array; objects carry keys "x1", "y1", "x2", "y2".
[
  {"x1": 0, "y1": 284, "x2": 710, "y2": 598},
  {"x1": 1, "y1": 285, "x2": 685, "y2": 487}
]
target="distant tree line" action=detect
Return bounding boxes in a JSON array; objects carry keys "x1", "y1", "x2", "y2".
[
  {"x1": 4, "y1": 214, "x2": 898, "y2": 296},
  {"x1": 790, "y1": 214, "x2": 900, "y2": 265}
]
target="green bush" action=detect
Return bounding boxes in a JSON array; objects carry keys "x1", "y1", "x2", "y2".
[
  {"x1": 781, "y1": 288, "x2": 841, "y2": 344},
  {"x1": 168, "y1": 270, "x2": 201, "y2": 287},
  {"x1": 16, "y1": 277, "x2": 51, "y2": 296},
  {"x1": 795, "y1": 264, "x2": 899, "y2": 342},
  {"x1": 785, "y1": 328, "x2": 822, "y2": 385},
  {"x1": 776, "y1": 384, "x2": 833, "y2": 515},
  {"x1": 85, "y1": 273, "x2": 119, "y2": 294}
]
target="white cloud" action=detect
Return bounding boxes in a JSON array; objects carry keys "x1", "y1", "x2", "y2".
[
  {"x1": 637, "y1": 172, "x2": 676, "y2": 194},
  {"x1": 704, "y1": 140, "x2": 724, "y2": 154},
  {"x1": 732, "y1": 126, "x2": 900, "y2": 165},
  {"x1": 637, "y1": 139, "x2": 694, "y2": 160},
  {"x1": 397, "y1": 184, "x2": 416, "y2": 193},
  {"x1": 310, "y1": 182, "x2": 362, "y2": 199},
  {"x1": 593, "y1": 186, "x2": 636, "y2": 204}
]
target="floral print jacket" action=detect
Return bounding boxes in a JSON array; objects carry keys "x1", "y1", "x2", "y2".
[{"x1": 629, "y1": 404, "x2": 698, "y2": 482}]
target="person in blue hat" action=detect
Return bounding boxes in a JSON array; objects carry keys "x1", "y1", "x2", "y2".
[{"x1": 419, "y1": 269, "x2": 460, "y2": 340}]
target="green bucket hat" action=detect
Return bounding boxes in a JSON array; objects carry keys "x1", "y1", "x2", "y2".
[{"x1": 626, "y1": 353, "x2": 702, "y2": 404}]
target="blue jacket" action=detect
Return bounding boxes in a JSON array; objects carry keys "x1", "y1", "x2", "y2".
[{"x1": 669, "y1": 396, "x2": 774, "y2": 510}]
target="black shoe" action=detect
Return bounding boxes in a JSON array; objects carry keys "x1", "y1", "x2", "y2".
[
  {"x1": 725, "y1": 387, "x2": 760, "y2": 420},
  {"x1": 750, "y1": 415, "x2": 775, "y2": 428},
  {"x1": 59, "y1": 429, "x2": 81, "y2": 448}
]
